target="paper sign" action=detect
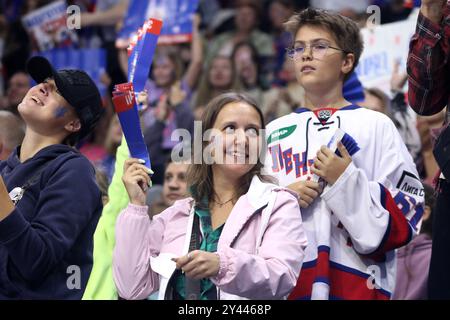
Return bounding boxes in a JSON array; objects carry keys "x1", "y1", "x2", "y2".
[
  {"x1": 116, "y1": 0, "x2": 198, "y2": 48},
  {"x1": 22, "y1": 0, "x2": 78, "y2": 52},
  {"x1": 150, "y1": 253, "x2": 177, "y2": 279}
]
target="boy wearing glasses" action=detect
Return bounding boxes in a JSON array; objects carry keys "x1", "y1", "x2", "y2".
[{"x1": 264, "y1": 9, "x2": 424, "y2": 300}]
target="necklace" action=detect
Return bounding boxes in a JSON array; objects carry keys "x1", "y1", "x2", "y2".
[{"x1": 213, "y1": 196, "x2": 235, "y2": 207}]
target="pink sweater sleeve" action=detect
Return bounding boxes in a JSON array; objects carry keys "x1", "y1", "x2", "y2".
[
  {"x1": 112, "y1": 204, "x2": 165, "y2": 300},
  {"x1": 211, "y1": 190, "x2": 308, "y2": 299}
]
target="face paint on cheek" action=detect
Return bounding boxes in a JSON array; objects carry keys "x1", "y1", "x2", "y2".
[{"x1": 54, "y1": 106, "x2": 68, "y2": 119}]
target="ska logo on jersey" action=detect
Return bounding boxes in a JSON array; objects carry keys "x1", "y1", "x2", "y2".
[{"x1": 313, "y1": 108, "x2": 337, "y2": 125}]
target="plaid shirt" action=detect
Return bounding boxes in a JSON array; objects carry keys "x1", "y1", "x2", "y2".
[{"x1": 407, "y1": 3, "x2": 450, "y2": 123}]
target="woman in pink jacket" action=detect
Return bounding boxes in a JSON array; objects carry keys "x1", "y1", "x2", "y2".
[{"x1": 113, "y1": 92, "x2": 308, "y2": 300}]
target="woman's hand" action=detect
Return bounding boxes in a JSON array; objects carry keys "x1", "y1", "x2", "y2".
[
  {"x1": 173, "y1": 250, "x2": 220, "y2": 280},
  {"x1": 122, "y1": 158, "x2": 153, "y2": 206},
  {"x1": 287, "y1": 180, "x2": 322, "y2": 208}
]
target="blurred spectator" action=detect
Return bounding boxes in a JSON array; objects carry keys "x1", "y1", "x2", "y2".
[
  {"x1": 99, "y1": 114, "x2": 122, "y2": 183},
  {"x1": 144, "y1": 84, "x2": 194, "y2": 185},
  {"x1": 231, "y1": 41, "x2": 268, "y2": 106},
  {"x1": 197, "y1": 0, "x2": 222, "y2": 31},
  {"x1": 1, "y1": 1, "x2": 26, "y2": 23},
  {"x1": 393, "y1": 183, "x2": 435, "y2": 300},
  {"x1": 142, "y1": 15, "x2": 203, "y2": 129},
  {"x1": 359, "y1": 87, "x2": 390, "y2": 114},
  {"x1": 203, "y1": 8, "x2": 236, "y2": 39},
  {"x1": 95, "y1": 168, "x2": 110, "y2": 206},
  {"x1": 416, "y1": 112, "x2": 443, "y2": 184},
  {"x1": 359, "y1": 57, "x2": 425, "y2": 175},
  {"x1": 391, "y1": 92, "x2": 422, "y2": 165},
  {"x1": 309, "y1": 0, "x2": 371, "y2": 26},
  {"x1": 262, "y1": 58, "x2": 306, "y2": 123},
  {"x1": 79, "y1": 137, "x2": 109, "y2": 167},
  {"x1": 193, "y1": 55, "x2": 243, "y2": 117},
  {"x1": 1, "y1": 3, "x2": 31, "y2": 80},
  {"x1": 388, "y1": 60, "x2": 423, "y2": 169},
  {"x1": 360, "y1": 87, "x2": 423, "y2": 171},
  {"x1": 310, "y1": 0, "x2": 371, "y2": 17},
  {"x1": 0, "y1": 13, "x2": 6, "y2": 93},
  {"x1": 147, "y1": 160, "x2": 189, "y2": 218},
  {"x1": 142, "y1": 50, "x2": 187, "y2": 125},
  {"x1": 79, "y1": 0, "x2": 129, "y2": 91},
  {"x1": 0, "y1": 110, "x2": 25, "y2": 160},
  {"x1": 77, "y1": 81, "x2": 117, "y2": 174},
  {"x1": 78, "y1": 94, "x2": 114, "y2": 170},
  {"x1": 267, "y1": 0, "x2": 296, "y2": 82},
  {"x1": 206, "y1": 0, "x2": 275, "y2": 65},
  {"x1": 79, "y1": 0, "x2": 129, "y2": 37},
  {"x1": 1, "y1": 71, "x2": 30, "y2": 115}
]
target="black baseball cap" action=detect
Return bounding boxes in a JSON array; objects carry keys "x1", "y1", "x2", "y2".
[{"x1": 26, "y1": 56, "x2": 104, "y2": 141}]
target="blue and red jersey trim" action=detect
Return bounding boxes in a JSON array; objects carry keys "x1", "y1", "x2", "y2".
[
  {"x1": 289, "y1": 252, "x2": 391, "y2": 300},
  {"x1": 361, "y1": 184, "x2": 414, "y2": 262}
]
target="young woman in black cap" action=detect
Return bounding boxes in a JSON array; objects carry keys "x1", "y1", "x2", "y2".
[{"x1": 0, "y1": 56, "x2": 105, "y2": 299}]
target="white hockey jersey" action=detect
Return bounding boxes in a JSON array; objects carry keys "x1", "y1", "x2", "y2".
[{"x1": 263, "y1": 105, "x2": 424, "y2": 300}]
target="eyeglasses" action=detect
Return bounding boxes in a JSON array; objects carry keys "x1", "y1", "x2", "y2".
[{"x1": 286, "y1": 42, "x2": 349, "y2": 60}]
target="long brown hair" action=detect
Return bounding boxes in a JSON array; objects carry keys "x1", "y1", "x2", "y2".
[{"x1": 187, "y1": 92, "x2": 271, "y2": 207}]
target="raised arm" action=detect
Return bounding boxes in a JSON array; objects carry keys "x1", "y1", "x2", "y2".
[
  {"x1": 183, "y1": 14, "x2": 204, "y2": 90},
  {"x1": 407, "y1": 1, "x2": 450, "y2": 115}
]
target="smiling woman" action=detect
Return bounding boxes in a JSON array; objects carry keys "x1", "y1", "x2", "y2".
[
  {"x1": 112, "y1": 92, "x2": 308, "y2": 300},
  {"x1": 189, "y1": 93, "x2": 268, "y2": 208}
]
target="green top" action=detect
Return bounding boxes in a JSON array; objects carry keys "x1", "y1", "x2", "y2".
[
  {"x1": 173, "y1": 206, "x2": 224, "y2": 300},
  {"x1": 83, "y1": 137, "x2": 130, "y2": 299}
]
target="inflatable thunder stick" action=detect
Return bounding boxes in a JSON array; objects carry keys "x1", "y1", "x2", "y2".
[{"x1": 112, "y1": 18, "x2": 163, "y2": 170}]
